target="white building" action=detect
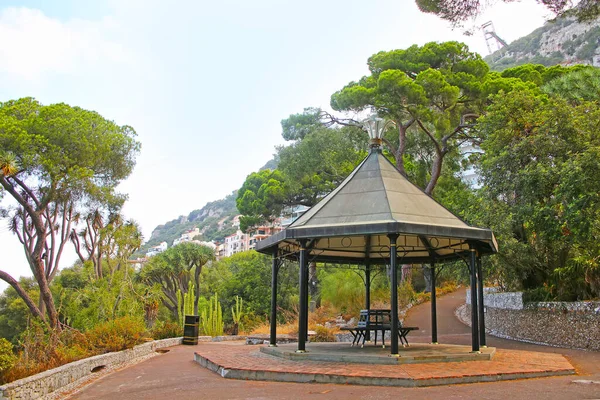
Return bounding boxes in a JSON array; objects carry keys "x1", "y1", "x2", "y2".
[
  {"x1": 224, "y1": 230, "x2": 249, "y2": 257},
  {"x1": 146, "y1": 241, "x2": 168, "y2": 257},
  {"x1": 281, "y1": 205, "x2": 309, "y2": 227},
  {"x1": 173, "y1": 228, "x2": 200, "y2": 246},
  {"x1": 459, "y1": 143, "x2": 483, "y2": 188}
]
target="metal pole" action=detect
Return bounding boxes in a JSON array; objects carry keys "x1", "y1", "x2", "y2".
[
  {"x1": 388, "y1": 234, "x2": 399, "y2": 356},
  {"x1": 297, "y1": 240, "x2": 308, "y2": 352},
  {"x1": 469, "y1": 247, "x2": 480, "y2": 352},
  {"x1": 477, "y1": 257, "x2": 486, "y2": 347},
  {"x1": 430, "y1": 263, "x2": 438, "y2": 344},
  {"x1": 269, "y1": 252, "x2": 279, "y2": 347},
  {"x1": 365, "y1": 263, "x2": 371, "y2": 341}
]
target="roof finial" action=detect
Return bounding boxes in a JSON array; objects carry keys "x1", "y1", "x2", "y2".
[{"x1": 362, "y1": 114, "x2": 391, "y2": 152}]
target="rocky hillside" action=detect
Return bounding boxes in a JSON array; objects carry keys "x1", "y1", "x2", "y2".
[
  {"x1": 140, "y1": 157, "x2": 279, "y2": 254},
  {"x1": 486, "y1": 16, "x2": 600, "y2": 71},
  {"x1": 141, "y1": 191, "x2": 239, "y2": 251}
]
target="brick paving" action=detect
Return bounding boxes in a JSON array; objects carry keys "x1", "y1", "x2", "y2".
[
  {"x1": 69, "y1": 291, "x2": 600, "y2": 399},
  {"x1": 193, "y1": 341, "x2": 574, "y2": 386}
]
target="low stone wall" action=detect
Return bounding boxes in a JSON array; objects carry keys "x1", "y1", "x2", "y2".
[
  {"x1": 0, "y1": 337, "x2": 182, "y2": 400},
  {"x1": 465, "y1": 290, "x2": 600, "y2": 351}
]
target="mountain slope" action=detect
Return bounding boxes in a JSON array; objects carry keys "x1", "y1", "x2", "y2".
[
  {"x1": 141, "y1": 192, "x2": 239, "y2": 251},
  {"x1": 485, "y1": 16, "x2": 600, "y2": 71}
]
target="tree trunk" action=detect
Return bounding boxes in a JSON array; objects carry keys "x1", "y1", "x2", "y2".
[
  {"x1": 37, "y1": 267, "x2": 59, "y2": 328},
  {"x1": 396, "y1": 124, "x2": 407, "y2": 176},
  {"x1": 423, "y1": 265, "x2": 432, "y2": 293},
  {"x1": 425, "y1": 152, "x2": 444, "y2": 195}
]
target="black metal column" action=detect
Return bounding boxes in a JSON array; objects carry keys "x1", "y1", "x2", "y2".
[
  {"x1": 269, "y1": 252, "x2": 279, "y2": 347},
  {"x1": 430, "y1": 263, "x2": 438, "y2": 344},
  {"x1": 365, "y1": 263, "x2": 371, "y2": 341},
  {"x1": 469, "y1": 247, "x2": 480, "y2": 352},
  {"x1": 297, "y1": 240, "x2": 308, "y2": 352},
  {"x1": 477, "y1": 257, "x2": 486, "y2": 347},
  {"x1": 388, "y1": 234, "x2": 399, "y2": 356},
  {"x1": 365, "y1": 263, "x2": 371, "y2": 311}
]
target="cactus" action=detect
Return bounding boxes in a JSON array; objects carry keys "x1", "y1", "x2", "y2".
[
  {"x1": 177, "y1": 280, "x2": 196, "y2": 327},
  {"x1": 200, "y1": 292, "x2": 223, "y2": 337},
  {"x1": 231, "y1": 296, "x2": 244, "y2": 335}
]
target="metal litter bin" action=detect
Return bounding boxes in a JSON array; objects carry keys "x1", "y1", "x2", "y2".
[{"x1": 183, "y1": 315, "x2": 199, "y2": 345}]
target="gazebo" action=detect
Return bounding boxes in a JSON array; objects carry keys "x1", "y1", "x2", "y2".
[{"x1": 255, "y1": 117, "x2": 497, "y2": 356}]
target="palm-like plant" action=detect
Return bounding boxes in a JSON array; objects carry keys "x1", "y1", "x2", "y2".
[{"x1": 0, "y1": 151, "x2": 18, "y2": 176}]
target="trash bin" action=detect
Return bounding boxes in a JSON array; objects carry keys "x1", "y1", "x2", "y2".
[{"x1": 183, "y1": 315, "x2": 199, "y2": 345}]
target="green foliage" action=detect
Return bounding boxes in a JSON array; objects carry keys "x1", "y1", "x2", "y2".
[
  {"x1": 177, "y1": 280, "x2": 196, "y2": 327},
  {"x1": 205, "y1": 251, "x2": 298, "y2": 321},
  {"x1": 543, "y1": 67, "x2": 600, "y2": 104},
  {"x1": 331, "y1": 41, "x2": 490, "y2": 194},
  {"x1": 237, "y1": 125, "x2": 368, "y2": 230},
  {"x1": 0, "y1": 278, "x2": 39, "y2": 344},
  {"x1": 0, "y1": 338, "x2": 16, "y2": 375},
  {"x1": 86, "y1": 316, "x2": 146, "y2": 353},
  {"x1": 319, "y1": 269, "x2": 365, "y2": 314},
  {"x1": 474, "y1": 88, "x2": 600, "y2": 299},
  {"x1": 281, "y1": 107, "x2": 322, "y2": 141},
  {"x1": 140, "y1": 242, "x2": 215, "y2": 320},
  {"x1": 54, "y1": 265, "x2": 148, "y2": 330},
  {"x1": 231, "y1": 295, "x2": 244, "y2": 333},
  {"x1": 149, "y1": 320, "x2": 182, "y2": 340},
  {"x1": 200, "y1": 293, "x2": 223, "y2": 337},
  {"x1": 236, "y1": 169, "x2": 287, "y2": 231},
  {"x1": 0, "y1": 97, "x2": 140, "y2": 328}
]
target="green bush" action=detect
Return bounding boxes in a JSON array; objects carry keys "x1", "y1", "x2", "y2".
[
  {"x1": 150, "y1": 320, "x2": 182, "y2": 340},
  {"x1": 0, "y1": 338, "x2": 16, "y2": 375},
  {"x1": 86, "y1": 316, "x2": 146, "y2": 353}
]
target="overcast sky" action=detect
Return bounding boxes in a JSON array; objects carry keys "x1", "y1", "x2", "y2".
[{"x1": 0, "y1": 0, "x2": 551, "y2": 291}]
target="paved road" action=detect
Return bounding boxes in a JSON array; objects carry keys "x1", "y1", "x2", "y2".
[{"x1": 70, "y1": 291, "x2": 600, "y2": 400}]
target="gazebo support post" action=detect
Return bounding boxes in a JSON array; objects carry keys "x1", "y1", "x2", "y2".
[
  {"x1": 388, "y1": 233, "x2": 400, "y2": 357},
  {"x1": 430, "y1": 263, "x2": 438, "y2": 344},
  {"x1": 469, "y1": 246, "x2": 480, "y2": 353},
  {"x1": 297, "y1": 239, "x2": 309, "y2": 353},
  {"x1": 477, "y1": 257, "x2": 486, "y2": 347},
  {"x1": 364, "y1": 263, "x2": 371, "y2": 341},
  {"x1": 269, "y1": 252, "x2": 279, "y2": 347}
]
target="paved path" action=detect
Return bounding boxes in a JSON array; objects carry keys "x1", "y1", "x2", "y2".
[{"x1": 70, "y1": 290, "x2": 600, "y2": 400}]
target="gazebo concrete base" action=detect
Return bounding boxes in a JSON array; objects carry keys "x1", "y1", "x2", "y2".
[
  {"x1": 193, "y1": 341, "x2": 575, "y2": 387},
  {"x1": 261, "y1": 342, "x2": 495, "y2": 364}
]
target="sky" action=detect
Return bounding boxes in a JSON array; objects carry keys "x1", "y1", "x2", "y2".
[{"x1": 0, "y1": 0, "x2": 551, "y2": 291}]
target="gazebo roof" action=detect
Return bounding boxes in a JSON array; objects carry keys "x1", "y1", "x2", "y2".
[{"x1": 256, "y1": 150, "x2": 497, "y2": 264}]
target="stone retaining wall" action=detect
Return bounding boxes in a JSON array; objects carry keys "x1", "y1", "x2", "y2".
[
  {"x1": 0, "y1": 334, "x2": 251, "y2": 400},
  {"x1": 0, "y1": 337, "x2": 182, "y2": 400},
  {"x1": 465, "y1": 290, "x2": 600, "y2": 351}
]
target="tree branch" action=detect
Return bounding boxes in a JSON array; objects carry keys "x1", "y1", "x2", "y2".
[{"x1": 0, "y1": 269, "x2": 46, "y2": 322}]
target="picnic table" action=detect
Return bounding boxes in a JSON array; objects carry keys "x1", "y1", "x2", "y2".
[{"x1": 341, "y1": 309, "x2": 418, "y2": 348}]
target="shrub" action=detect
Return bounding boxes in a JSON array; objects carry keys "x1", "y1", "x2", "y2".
[
  {"x1": 1, "y1": 323, "x2": 91, "y2": 384},
  {"x1": 150, "y1": 320, "x2": 182, "y2": 340},
  {"x1": 86, "y1": 316, "x2": 146, "y2": 353},
  {"x1": 0, "y1": 338, "x2": 16, "y2": 376},
  {"x1": 310, "y1": 325, "x2": 336, "y2": 342}
]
